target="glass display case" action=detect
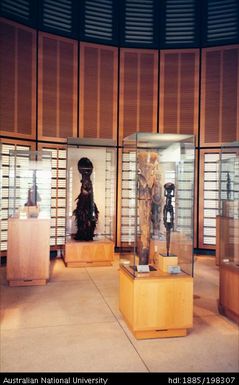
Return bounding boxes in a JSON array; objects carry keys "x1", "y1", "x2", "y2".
[
  {"x1": 218, "y1": 141, "x2": 239, "y2": 323},
  {"x1": 218, "y1": 141, "x2": 239, "y2": 266},
  {"x1": 66, "y1": 137, "x2": 116, "y2": 241},
  {"x1": 64, "y1": 138, "x2": 116, "y2": 267},
  {"x1": 8, "y1": 150, "x2": 52, "y2": 219},
  {"x1": 119, "y1": 133, "x2": 195, "y2": 339},
  {"x1": 7, "y1": 150, "x2": 52, "y2": 286},
  {"x1": 120, "y1": 132, "x2": 195, "y2": 277}
]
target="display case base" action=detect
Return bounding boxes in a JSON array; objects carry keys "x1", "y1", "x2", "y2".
[
  {"x1": 8, "y1": 279, "x2": 47, "y2": 287},
  {"x1": 130, "y1": 326, "x2": 187, "y2": 339},
  {"x1": 219, "y1": 263, "x2": 239, "y2": 324},
  {"x1": 218, "y1": 303, "x2": 239, "y2": 324},
  {"x1": 7, "y1": 218, "x2": 50, "y2": 286},
  {"x1": 64, "y1": 238, "x2": 114, "y2": 267},
  {"x1": 119, "y1": 266, "x2": 193, "y2": 340}
]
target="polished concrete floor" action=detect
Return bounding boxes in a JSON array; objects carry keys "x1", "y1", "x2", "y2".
[{"x1": 0, "y1": 256, "x2": 238, "y2": 373}]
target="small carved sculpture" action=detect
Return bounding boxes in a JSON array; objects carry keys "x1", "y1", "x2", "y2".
[
  {"x1": 73, "y1": 157, "x2": 99, "y2": 241},
  {"x1": 151, "y1": 176, "x2": 162, "y2": 238},
  {"x1": 25, "y1": 171, "x2": 41, "y2": 207},
  {"x1": 226, "y1": 171, "x2": 232, "y2": 200},
  {"x1": 163, "y1": 182, "x2": 175, "y2": 256}
]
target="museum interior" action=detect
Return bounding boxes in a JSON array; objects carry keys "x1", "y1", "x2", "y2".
[{"x1": 0, "y1": 0, "x2": 238, "y2": 374}]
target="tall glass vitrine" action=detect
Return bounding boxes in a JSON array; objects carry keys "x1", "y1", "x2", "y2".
[{"x1": 120, "y1": 132, "x2": 195, "y2": 277}]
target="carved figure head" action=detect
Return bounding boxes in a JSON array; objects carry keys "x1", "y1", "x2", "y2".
[{"x1": 78, "y1": 157, "x2": 93, "y2": 177}]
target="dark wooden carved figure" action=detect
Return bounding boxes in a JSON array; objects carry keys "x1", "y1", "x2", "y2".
[
  {"x1": 226, "y1": 171, "x2": 232, "y2": 200},
  {"x1": 163, "y1": 182, "x2": 175, "y2": 256},
  {"x1": 25, "y1": 170, "x2": 41, "y2": 207},
  {"x1": 151, "y1": 180, "x2": 162, "y2": 238},
  {"x1": 73, "y1": 157, "x2": 99, "y2": 241}
]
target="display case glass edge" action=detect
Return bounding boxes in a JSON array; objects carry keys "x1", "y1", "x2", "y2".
[
  {"x1": 120, "y1": 132, "x2": 195, "y2": 278},
  {"x1": 218, "y1": 141, "x2": 239, "y2": 323},
  {"x1": 218, "y1": 141, "x2": 239, "y2": 268},
  {"x1": 8, "y1": 150, "x2": 52, "y2": 219}
]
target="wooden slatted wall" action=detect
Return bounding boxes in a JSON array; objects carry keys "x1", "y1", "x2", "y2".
[
  {"x1": 79, "y1": 42, "x2": 118, "y2": 140},
  {"x1": 38, "y1": 32, "x2": 78, "y2": 142},
  {"x1": 119, "y1": 48, "x2": 158, "y2": 143},
  {"x1": 200, "y1": 45, "x2": 239, "y2": 147},
  {"x1": 0, "y1": 18, "x2": 36, "y2": 139},
  {"x1": 159, "y1": 49, "x2": 199, "y2": 141}
]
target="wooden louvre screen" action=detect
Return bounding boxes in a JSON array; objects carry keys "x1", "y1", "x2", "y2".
[
  {"x1": 159, "y1": 49, "x2": 199, "y2": 139},
  {"x1": 41, "y1": 0, "x2": 73, "y2": 35},
  {"x1": 0, "y1": 18, "x2": 36, "y2": 139},
  {"x1": 162, "y1": 0, "x2": 198, "y2": 47},
  {"x1": 38, "y1": 32, "x2": 77, "y2": 142},
  {"x1": 205, "y1": 0, "x2": 239, "y2": 45},
  {"x1": 79, "y1": 42, "x2": 118, "y2": 140},
  {"x1": 83, "y1": 0, "x2": 114, "y2": 42},
  {"x1": 0, "y1": 0, "x2": 32, "y2": 24},
  {"x1": 119, "y1": 48, "x2": 158, "y2": 143},
  {"x1": 123, "y1": 0, "x2": 155, "y2": 46},
  {"x1": 200, "y1": 45, "x2": 239, "y2": 147}
]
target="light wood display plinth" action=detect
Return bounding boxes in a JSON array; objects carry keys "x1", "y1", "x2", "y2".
[
  {"x1": 64, "y1": 238, "x2": 114, "y2": 267},
  {"x1": 158, "y1": 255, "x2": 178, "y2": 272},
  {"x1": 119, "y1": 266, "x2": 193, "y2": 339},
  {"x1": 219, "y1": 264, "x2": 239, "y2": 324},
  {"x1": 7, "y1": 217, "x2": 50, "y2": 286}
]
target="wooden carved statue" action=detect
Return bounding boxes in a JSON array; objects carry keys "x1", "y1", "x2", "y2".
[
  {"x1": 151, "y1": 175, "x2": 162, "y2": 238},
  {"x1": 226, "y1": 171, "x2": 232, "y2": 200},
  {"x1": 163, "y1": 182, "x2": 175, "y2": 256},
  {"x1": 25, "y1": 170, "x2": 41, "y2": 207},
  {"x1": 137, "y1": 151, "x2": 161, "y2": 265},
  {"x1": 73, "y1": 157, "x2": 99, "y2": 241}
]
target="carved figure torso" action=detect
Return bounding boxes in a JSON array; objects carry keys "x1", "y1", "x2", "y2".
[
  {"x1": 163, "y1": 182, "x2": 175, "y2": 256},
  {"x1": 73, "y1": 157, "x2": 99, "y2": 241},
  {"x1": 137, "y1": 151, "x2": 161, "y2": 264}
]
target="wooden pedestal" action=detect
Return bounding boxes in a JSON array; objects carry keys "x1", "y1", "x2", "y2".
[
  {"x1": 119, "y1": 267, "x2": 193, "y2": 339},
  {"x1": 158, "y1": 255, "x2": 178, "y2": 272},
  {"x1": 219, "y1": 264, "x2": 239, "y2": 324},
  {"x1": 7, "y1": 217, "x2": 50, "y2": 286},
  {"x1": 64, "y1": 238, "x2": 114, "y2": 267}
]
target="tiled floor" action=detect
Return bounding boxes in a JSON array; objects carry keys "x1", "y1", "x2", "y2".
[{"x1": 0, "y1": 256, "x2": 238, "y2": 372}]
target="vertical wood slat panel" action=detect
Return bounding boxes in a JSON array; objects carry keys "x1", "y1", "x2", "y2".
[
  {"x1": 201, "y1": 49, "x2": 221, "y2": 145},
  {"x1": 99, "y1": 49, "x2": 115, "y2": 139},
  {"x1": 0, "y1": 18, "x2": 36, "y2": 139},
  {"x1": 222, "y1": 49, "x2": 238, "y2": 143},
  {"x1": 81, "y1": 45, "x2": 98, "y2": 138},
  {"x1": 200, "y1": 45, "x2": 239, "y2": 147},
  {"x1": 42, "y1": 36, "x2": 57, "y2": 138},
  {"x1": 121, "y1": 52, "x2": 138, "y2": 138},
  {"x1": 80, "y1": 42, "x2": 118, "y2": 140},
  {"x1": 38, "y1": 32, "x2": 77, "y2": 142},
  {"x1": 159, "y1": 49, "x2": 199, "y2": 141},
  {"x1": 119, "y1": 48, "x2": 158, "y2": 144}
]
